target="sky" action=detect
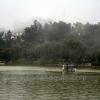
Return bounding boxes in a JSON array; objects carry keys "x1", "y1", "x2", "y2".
[{"x1": 0, "y1": 0, "x2": 100, "y2": 30}]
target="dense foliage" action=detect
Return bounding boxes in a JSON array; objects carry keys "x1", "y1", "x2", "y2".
[{"x1": 0, "y1": 20, "x2": 100, "y2": 66}]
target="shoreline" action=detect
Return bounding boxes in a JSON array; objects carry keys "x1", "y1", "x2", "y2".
[{"x1": 0, "y1": 66, "x2": 100, "y2": 73}]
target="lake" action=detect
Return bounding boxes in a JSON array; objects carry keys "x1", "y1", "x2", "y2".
[{"x1": 0, "y1": 66, "x2": 100, "y2": 100}]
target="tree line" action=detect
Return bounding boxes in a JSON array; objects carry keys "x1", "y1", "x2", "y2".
[{"x1": 0, "y1": 20, "x2": 100, "y2": 66}]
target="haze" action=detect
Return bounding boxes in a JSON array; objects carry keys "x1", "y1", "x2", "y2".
[{"x1": 0, "y1": 0, "x2": 100, "y2": 30}]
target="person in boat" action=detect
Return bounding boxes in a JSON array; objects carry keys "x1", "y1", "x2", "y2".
[
  {"x1": 62, "y1": 64, "x2": 65, "y2": 71},
  {"x1": 67, "y1": 63, "x2": 76, "y2": 72},
  {"x1": 62, "y1": 64, "x2": 68, "y2": 71}
]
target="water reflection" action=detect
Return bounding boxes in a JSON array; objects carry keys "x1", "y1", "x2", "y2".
[{"x1": 0, "y1": 69, "x2": 99, "y2": 100}]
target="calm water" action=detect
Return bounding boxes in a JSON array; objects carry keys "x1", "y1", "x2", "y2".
[{"x1": 0, "y1": 66, "x2": 100, "y2": 100}]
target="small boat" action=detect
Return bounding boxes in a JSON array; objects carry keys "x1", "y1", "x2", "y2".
[{"x1": 62, "y1": 63, "x2": 76, "y2": 72}]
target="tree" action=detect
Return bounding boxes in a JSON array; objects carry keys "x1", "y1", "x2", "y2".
[
  {"x1": 43, "y1": 21, "x2": 71, "y2": 41},
  {"x1": 22, "y1": 20, "x2": 43, "y2": 43},
  {"x1": 0, "y1": 32, "x2": 4, "y2": 49},
  {"x1": 63, "y1": 36, "x2": 86, "y2": 63},
  {"x1": 4, "y1": 30, "x2": 12, "y2": 48}
]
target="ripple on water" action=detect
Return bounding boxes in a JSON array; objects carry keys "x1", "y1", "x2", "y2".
[{"x1": 0, "y1": 67, "x2": 99, "y2": 100}]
